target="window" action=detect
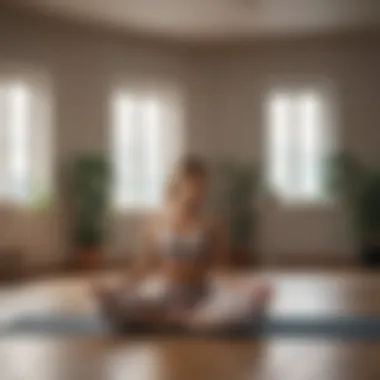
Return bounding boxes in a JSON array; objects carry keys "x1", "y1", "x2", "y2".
[
  {"x1": 0, "y1": 76, "x2": 53, "y2": 208},
  {"x1": 111, "y1": 88, "x2": 182, "y2": 210},
  {"x1": 265, "y1": 88, "x2": 333, "y2": 204}
]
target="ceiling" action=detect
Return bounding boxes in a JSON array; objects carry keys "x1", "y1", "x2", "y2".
[{"x1": 12, "y1": 0, "x2": 380, "y2": 41}]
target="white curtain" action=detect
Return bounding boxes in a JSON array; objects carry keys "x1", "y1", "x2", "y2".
[{"x1": 0, "y1": 72, "x2": 55, "y2": 262}]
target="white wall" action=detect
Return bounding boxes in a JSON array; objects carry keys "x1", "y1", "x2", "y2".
[{"x1": 1, "y1": 9, "x2": 380, "y2": 266}]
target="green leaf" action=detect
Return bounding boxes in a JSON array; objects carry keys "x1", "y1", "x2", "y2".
[{"x1": 70, "y1": 152, "x2": 110, "y2": 248}]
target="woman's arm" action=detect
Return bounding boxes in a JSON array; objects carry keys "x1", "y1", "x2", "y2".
[{"x1": 126, "y1": 218, "x2": 160, "y2": 285}]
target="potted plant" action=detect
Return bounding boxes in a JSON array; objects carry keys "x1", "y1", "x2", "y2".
[
  {"x1": 330, "y1": 153, "x2": 380, "y2": 266},
  {"x1": 210, "y1": 160, "x2": 259, "y2": 267},
  {"x1": 69, "y1": 153, "x2": 110, "y2": 269}
]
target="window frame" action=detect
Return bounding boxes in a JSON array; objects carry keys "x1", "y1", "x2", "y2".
[
  {"x1": 264, "y1": 79, "x2": 338, "y2": 208},
  {"x1": 0, "y1": 69, "x2": 54, "y2": 210},
  {"x1": 109, "y1": 82, "x2": 184, "y2": 213}
]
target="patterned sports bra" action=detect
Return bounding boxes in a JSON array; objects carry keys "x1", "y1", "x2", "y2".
[{"x1": 156, "y1": 222, "x2": 210, "y2": 261}]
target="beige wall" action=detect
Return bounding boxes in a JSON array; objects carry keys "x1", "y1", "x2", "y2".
[
  {"x1": 200, "y1": 37, "x2": 380, "y2": 262},
  {"x1": 0, "y1": 11, "x2": 194, "y2": 266},
  {"x1": 1, "y1": 9, "x2": 379, "y2": 266}
]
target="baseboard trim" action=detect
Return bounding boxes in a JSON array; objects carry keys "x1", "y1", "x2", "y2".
[{"x1": 260, "y1": 253, "x2": 358, "y2": 269}]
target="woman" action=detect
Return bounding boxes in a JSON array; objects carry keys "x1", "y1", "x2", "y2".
[{"x1": 95, "y1": 155, "x2": 272, "y2": 330}]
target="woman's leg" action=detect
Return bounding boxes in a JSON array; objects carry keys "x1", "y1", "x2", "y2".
[
  {"x1": 188, "y1": 281, "x2": 273, "y2": 330},
  {"x1": 92, "y1": 281, "x2": 170, "y2": 328}
]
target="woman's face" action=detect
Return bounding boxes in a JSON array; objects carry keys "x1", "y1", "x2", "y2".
[{"x1": 176, "y1": 174, "x2": 208, "y2": 209}]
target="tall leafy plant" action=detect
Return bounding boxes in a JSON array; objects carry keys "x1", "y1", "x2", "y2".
[
  {"x1": 329, "y1": 153, "x2": 380, "y2": 242},
  {"x1": 70, "y1": 154, "x2": 110, "y2": 250},
  {"x1": 210, "y1": 160, "x2": 259, "y2": 260}
]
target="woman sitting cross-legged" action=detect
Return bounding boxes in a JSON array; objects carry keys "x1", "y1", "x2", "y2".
[{"x1": 94, "y1": 155, "x2": 272, "y2": 331}]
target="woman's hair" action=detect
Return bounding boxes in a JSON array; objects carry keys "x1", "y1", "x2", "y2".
[{"x1": 166, "y1": 155, "x2": 208, "y2": 201}]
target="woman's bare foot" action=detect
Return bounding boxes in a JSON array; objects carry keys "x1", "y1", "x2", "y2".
[
  {"x1": 91, "y1": 282, "x2": 127, "y2": 327},
  {"x1": 249, "y1": 282, "x2": 273, "y2": 314}
]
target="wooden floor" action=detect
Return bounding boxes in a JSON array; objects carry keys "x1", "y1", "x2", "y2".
[{"x1": 1, "y1": 270, "x2": 380, "y2": 380}]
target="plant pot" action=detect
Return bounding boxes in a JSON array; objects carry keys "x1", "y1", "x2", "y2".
[
  {"x1": 78, "y1": 247, "x2": 103, "y2": 270},
  {"x1": 231, "y1": 247, "x2": 253, "y2": 267},
  {"x1": 360, "y1": 243, "x2": 380, "y2": 267}
]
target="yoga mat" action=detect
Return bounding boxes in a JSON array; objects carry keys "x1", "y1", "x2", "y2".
[{"x1": 2, "y1": 315, "x2": 380, "y2": 339}]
